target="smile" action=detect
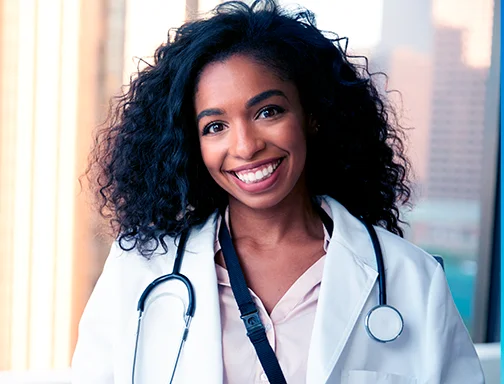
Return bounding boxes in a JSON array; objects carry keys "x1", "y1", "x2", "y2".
[{"x1": 231, "y1": 159, "x2": 283, "y2": 184}]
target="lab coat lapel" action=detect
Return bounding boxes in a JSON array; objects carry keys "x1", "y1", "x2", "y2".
[
  {"x1": 174, "y1": 212, "x2": 223, "y2": 383},
  {"x1": 306, "y1": 198, "x2": 378, "y2": 384}
]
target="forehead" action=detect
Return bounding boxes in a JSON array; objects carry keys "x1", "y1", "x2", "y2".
[{"x1": 194, "y1": 55, "x2": 295, "y2": 110}]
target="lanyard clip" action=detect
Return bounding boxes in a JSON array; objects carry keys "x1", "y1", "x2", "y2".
[{"x1": 240, "y1": 310, "x2": 265, "y2": 337}]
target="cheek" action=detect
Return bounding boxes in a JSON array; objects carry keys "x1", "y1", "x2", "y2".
[
  {"x1": 287, "y1": 130, "x2": 308, "y2": 176},
  {"x1": 284, "y1": 123, "x2": 308, "y2": 162},
  {"x1": 293, "y1": 140, "x2": 308, "y2": 170},
  {"x1": 200, "y1": 142, "x2": 223, "y2": 174}
]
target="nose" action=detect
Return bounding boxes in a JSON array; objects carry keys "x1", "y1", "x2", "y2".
[{"x1": 229, "y1": 122, "x2": 266, "y2": 160}]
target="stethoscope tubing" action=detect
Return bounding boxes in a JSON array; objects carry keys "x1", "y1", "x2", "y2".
[
  {"x1": 315, "y1": 206, "x2": 387, "y2": 306},
  {"x1": 315, "y1": 206, "x2": 402, "y2": 344},
  {"x1": 132, "y1": 229, "x2": 194, "y2": 384},
  {"x1": 136, "y1": 273, "x2": 195, "y2": 315},
  {"x1": 359, "y1": 219, "x2": 387, "y2": 306}
]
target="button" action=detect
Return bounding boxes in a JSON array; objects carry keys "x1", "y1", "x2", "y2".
[
  {"x1": 260, "y1": 373, "x2": 269, "y2": 382},
  {"x1": 265, "y1": 323, "x2": 272, "y2": 331}
]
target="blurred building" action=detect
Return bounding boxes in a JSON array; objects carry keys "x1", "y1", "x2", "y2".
[
  {"x1": 426, "y1": 26, "x2": 487, "y2": 200},
  {"x1": 403, "y1": 25, "x2": 489, "y2": 259},
  {"x1": 378, "y1": 0, "x2": 491, "y2": 203},
  {"x1": 387, "y1": 48, "x2": 433, "y2": 194},
  {"x1": 377, "y1": 0, "x2": 435, "y2": 195}
]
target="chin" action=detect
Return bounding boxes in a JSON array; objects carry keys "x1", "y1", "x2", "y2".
[{"x1": 228, "y1": 186, "x2": 300, "y2": 212}]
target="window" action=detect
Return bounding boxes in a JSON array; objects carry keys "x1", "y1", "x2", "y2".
[{"x1": 278, "y1": 0, "x2": 500, "y2": 339}]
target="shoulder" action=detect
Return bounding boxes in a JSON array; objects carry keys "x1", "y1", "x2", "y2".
[
  {"x1": 375, "y1": 226, "x2": 440, "y2": 274},
  {"x1": 321, "y1": 195, "x2": 440, "y2": 276}
]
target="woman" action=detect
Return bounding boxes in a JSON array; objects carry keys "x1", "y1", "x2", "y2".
[{"x1": 72, "y1": 1, "x2": 484, "y2": 383}]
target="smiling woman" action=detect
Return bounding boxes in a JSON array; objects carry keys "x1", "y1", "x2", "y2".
[{"x1": 72, "y1": 1, "x2": 484, "y2": 383}]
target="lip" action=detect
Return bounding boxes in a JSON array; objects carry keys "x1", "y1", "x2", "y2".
[
  {"x1": 229, "y1": 158, "x2": 285, "y2": 194},
  {"x1": 226, "y1": 157, "x2": 284, "y2": 173}
]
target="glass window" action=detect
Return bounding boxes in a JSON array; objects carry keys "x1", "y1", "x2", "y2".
[{"x1": 279, "y1": 0, "x2": 498, "y2": 336}]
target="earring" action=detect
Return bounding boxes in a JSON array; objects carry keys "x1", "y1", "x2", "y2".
[{"x1": 309, "y1": 113, "x2": 319, "y2": 134}]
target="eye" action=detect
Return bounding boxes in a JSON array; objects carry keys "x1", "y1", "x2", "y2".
[
  {"x1": 257, "y1": 105, "x2": 285, "y2": 119},
  {"x1": 202, "y1": 122, "x2": 226, "y2": 136}
]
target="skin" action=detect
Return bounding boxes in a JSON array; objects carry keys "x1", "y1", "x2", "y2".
[{"x1": 194, "y1": 54, "x2": 325, "y2": 313}]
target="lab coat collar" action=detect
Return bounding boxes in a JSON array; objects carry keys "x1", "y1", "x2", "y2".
[
  {"x1": 173, "y1": 211, "x2": 224, "y2": 383},
  {"x1": 319, "y1": 196, "x2": 380, "y2": 270},
  {"x1": 306, "y1": 197, "x2": 379, "y2": 384}
]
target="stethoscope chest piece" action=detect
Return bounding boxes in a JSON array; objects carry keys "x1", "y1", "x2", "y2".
[{"x1": 365, "y1": 304, "x2": 404, "y2": 343}]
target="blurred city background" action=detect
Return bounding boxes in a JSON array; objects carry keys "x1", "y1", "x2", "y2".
[{"x1": 0, "y1": 0, "x2": 500, "y2": 381}]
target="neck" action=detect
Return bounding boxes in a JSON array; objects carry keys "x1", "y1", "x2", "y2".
[{"x1": 227, "y1": 189, "x2": 322, "y2": 248}]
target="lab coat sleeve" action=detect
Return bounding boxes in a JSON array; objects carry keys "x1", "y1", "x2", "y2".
[
  {"x1": 423, "y1": 263, "x2": 485, "y2": 384},
  {"x1": 71, "y1": 243, "x2": 122, "y2": 384}
]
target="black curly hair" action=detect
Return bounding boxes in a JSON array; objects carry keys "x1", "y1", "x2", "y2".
[{"x1": 88, "y1": 0, "x2": 411, "y2": 257}]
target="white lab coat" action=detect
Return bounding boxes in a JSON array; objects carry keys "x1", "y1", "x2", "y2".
[{"x1": 72, "y1": 196, "x2": 484, "y2": 384}]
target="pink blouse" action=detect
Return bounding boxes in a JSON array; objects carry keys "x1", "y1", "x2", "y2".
[{"x1": 214, "y1": 207, "x2": 331, "y2": 383}]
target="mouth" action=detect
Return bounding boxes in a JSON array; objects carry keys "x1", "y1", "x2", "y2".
[{"x1": 229, "y1": 158, "x2": 284, "y2": 184}]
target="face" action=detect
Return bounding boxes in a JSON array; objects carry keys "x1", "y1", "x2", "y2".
[{"x1": 194, "y1": 54, "x2": 309, "y2": 211}]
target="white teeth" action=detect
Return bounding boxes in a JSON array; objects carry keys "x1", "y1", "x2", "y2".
[{"x1": 234, "y1": 159, "x2": 282, "y2": 184}]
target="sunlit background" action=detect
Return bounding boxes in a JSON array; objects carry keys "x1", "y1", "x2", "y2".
[{"x1": 0, "y1": 0, "x2": 500, "y2": 382}]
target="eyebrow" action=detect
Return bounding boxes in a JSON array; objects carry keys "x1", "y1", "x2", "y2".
[
  {"x1": 245, "y1": 89, "x2": 288, "y2": 109},
  {"x1": 196, "y1": 89, "x2": 288, "y2": 124},
  {"x1": 196, "y1": 108, "x2": 224, "y2": 124}
]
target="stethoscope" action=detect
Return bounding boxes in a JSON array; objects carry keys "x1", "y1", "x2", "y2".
[
  {"x1": 131, "y1": 229, "x2": 195, "y2": 384},
  {"x1": 131, "y1": 207, "x2": 404, "y2": 383}
]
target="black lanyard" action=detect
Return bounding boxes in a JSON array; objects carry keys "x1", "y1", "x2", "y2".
[{"x1": 217, "y1": 206, "x2": 334, "y2": 384}]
